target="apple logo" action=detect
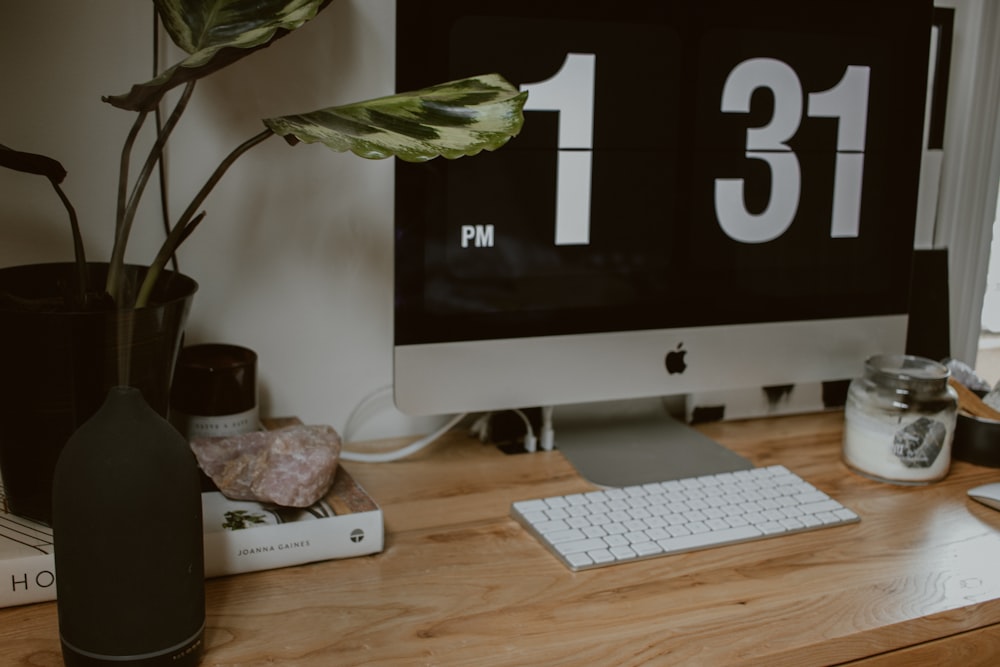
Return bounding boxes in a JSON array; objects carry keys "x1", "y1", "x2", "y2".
[{"x1": 665, "y1": 342, "x2": 687, "y2": 375}]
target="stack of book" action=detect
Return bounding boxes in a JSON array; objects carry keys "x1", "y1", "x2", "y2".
[{"x1": 0, "y1": 465, "x2": 383, "y2": 608}]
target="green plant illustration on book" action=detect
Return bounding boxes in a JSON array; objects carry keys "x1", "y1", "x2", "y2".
[{"x1": 222, "y1": 510, "x2": 269, "y2": 531}]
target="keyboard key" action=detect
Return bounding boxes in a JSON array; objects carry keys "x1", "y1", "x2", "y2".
[
  {"x1": 646, "y1": 527, "x2": 670, "y2": 541},
  {"x1": 633, "y1": 541, "x2": 663, "y2": 557},
  {"x1": 801, "y1": 499, "x2": 844, "y2": 515},
  {"x1": 520, "y1": 510, "x2": 547, "y2": 524},
  {"x1": 687, "y1": 521, "x2": 711, "y2": 534},
  {"x1": 513, "y1": 500, "x2": 549, "y2": 514},
  {"x1": 667, "y1": 525, "x2": 692, "y2": 537},
  {"x1": 554, "y1": 537, "x2": 609, "y2": 555},
  {"x1": 546, "y1": 528, "x2": 587, "y2": 544},
  {"x1": 589, "y1": 549, "x2": 616, "y2": 565},
  {"x1": 610, "y1": 545, "x2": 637, "y2": 560},
  {"x1": 604, "y1": 534, "x2": 629, "y2": 548},
  {"x1": 532, "y1": 519, "x2": 570, "y2": 534},
  {"x1": 625, "y1": 531, "x2": 649, "y2": 544},
  {"x1": 757, "y1": 522, "x2": 787, "y2": 535},
  {"x1": 834, "y1": 508, "x2": 859, "y2": 521},
  {"x1": 564, "y1": 552, "x2": 594, "y2": 569}
]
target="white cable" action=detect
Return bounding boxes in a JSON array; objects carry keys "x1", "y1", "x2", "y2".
[
  {"x1": 540, "y1": 405, "x2": 555, "y2": 451},
  {"x1": 469, "y1": 413, "x2": 492, "y2": 441},
  {"x1": 509, "y1": 408, "x2": 538, "y2": 452},
  {"x1": 340, "y1": 411, "x2": 468, "y2": 463},
  {"x1": 341, "y1": 384, "x2": 394, "y2": 444}
]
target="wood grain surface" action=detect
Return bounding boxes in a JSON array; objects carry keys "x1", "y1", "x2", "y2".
[{"x1": 2, "y1": 410, "x2": 1000, "y2": 666}]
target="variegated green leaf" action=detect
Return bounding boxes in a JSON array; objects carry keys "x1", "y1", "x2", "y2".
[
  {"x1": 262, "y1": 74, "x2": 528, "y2": 162},
  {"x1": 104, "y1": 0, "x2": 331, "y2": 112}
]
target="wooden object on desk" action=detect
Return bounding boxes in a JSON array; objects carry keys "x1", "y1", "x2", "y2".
[
  {"x1": 951, "y1": 376, "x2": 1000, "y2": 421},
  {"x1": 2, "y1": 411, "x2": 1000, "y2": 665}
]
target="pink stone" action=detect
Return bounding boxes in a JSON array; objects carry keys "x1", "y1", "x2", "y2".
[{"x1": 190, "y1": 425, "x2": 342, "y2": 507}]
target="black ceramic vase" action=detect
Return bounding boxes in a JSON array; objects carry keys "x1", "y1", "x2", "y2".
[{"x1": 52, "y1": 386, "x2": 205, "y2": 666}]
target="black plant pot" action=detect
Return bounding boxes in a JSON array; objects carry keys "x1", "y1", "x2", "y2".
[{"x1": 0, "y1": 263, "x2": 197, "y2": 525}]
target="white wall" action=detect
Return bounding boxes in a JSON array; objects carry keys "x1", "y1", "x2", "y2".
[{"x1": 0, "y1": 0, "x2": 442, "y2": 440}]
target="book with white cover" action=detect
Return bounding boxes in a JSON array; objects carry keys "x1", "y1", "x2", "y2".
[
  {"x1": 0, "y1": 465, "x2": 383, "y2": 608},
  {"x1": 201, "y1": 464, "x2": 383, "y2": 577},
  {"x1": 0, "y1": 504, "x2": 55, "y2": 608}
]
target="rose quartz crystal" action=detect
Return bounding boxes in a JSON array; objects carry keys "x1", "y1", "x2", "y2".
[{"x1": 190, "y1": 425, "x2": 342, "y2": 507}]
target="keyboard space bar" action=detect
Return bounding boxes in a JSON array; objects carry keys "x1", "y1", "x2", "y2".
[
  {"x1": 554, "y1": 525, "x2": 765, "y2": 560},
  {"x1": 655, "y1": 526, "x2": 763, "y2": 553}
]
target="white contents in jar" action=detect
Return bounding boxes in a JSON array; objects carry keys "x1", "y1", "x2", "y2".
[{"x1": 842, "y1": 408, "x2": 952, "y2": 483}]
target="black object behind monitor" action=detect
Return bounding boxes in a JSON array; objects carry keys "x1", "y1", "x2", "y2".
[
  {"x1": 905, "y1": 248, "x2": 951, "y2": 362},
  {"x1": 393, "y1": 0, "x2": 932, "y2": 486}
]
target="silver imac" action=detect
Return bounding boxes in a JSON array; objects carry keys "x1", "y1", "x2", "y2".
[{"x1": 393, "y1": 0, "x2": 931, "y2": 486}]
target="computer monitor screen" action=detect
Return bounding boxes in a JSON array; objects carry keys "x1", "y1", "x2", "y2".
[{"x1": 393, "y1": 0, "x2": 931, "y2": 482}]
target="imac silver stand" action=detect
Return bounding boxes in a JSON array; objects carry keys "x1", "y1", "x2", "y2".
[{"x1": 552, "y1": 397, "x2": 752, "y2": 488}]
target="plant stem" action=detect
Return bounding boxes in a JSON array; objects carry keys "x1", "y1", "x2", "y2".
[
  {"x1": 50, "y1": 178, "x2": 88, "y2": 307},
  {"x1": 151, "y1": 10, "x2": 179, "y2": 276},
  {"x1": 155, "y1": 121, "x2": 178, "y2": 275},
  {"x1": 106, "y1": 81, "x2": 195, "y2": 305},
  {"x1": 115, "y1": 110, "x2": 149, "y2": 245},
  {"x1": 135, "y1": 128, "x2": 274, "y2": 307}
]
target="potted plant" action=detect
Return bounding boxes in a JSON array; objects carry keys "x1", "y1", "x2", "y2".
[{"x1": 0, "y1": 0, "x2": 526, "y2": 523}]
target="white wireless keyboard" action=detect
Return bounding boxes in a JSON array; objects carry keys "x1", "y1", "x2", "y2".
[{"x1": 511, "y1": 465, "x2": 859, "y2": 571}]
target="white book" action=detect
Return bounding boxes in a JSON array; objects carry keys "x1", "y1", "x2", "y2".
[
  {"x1": 0, "y1": 466, "x2": 384, "y2": 608},
  {"x1": 0, "y1": 507, "x2": 54, "y2": 608}
]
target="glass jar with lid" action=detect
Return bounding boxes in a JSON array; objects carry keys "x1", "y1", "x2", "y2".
[{"x1": 842, "y1": 354, "x2": 958, "y2": 484}]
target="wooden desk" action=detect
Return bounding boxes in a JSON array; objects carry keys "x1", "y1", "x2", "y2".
[{"x1": 3, "y1": 411, "x2": 1000, "y2": 665}]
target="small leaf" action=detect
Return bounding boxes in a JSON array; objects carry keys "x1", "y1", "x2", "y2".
[
  {"x1": 0, "y1": 144, "x2": 68, "y2": 183},
  {"x1": 105, "y1": 0, "x2": 332, "y2": 112},
  {"x1": 262, "y1": 74, "x2": 529, "y2": 162}
]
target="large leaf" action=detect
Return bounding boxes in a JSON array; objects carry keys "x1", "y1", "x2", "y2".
[
  {"x1": 263, "y1": 74, "x2": 529, "y2": 162},
  {"x1": 105, "y1": 0, "x2": 331, "y2": 112}
]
